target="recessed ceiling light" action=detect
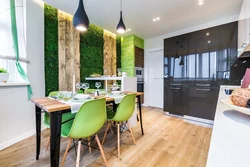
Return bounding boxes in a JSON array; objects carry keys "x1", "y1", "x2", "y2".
[
  {"x1": 126, "y1": 28, "x2": 131, "y2": 32},
  {"x1": 208, "y1": 40, "x2": 211, "y2": 43},
  {"x1": 198, "y1": 0, "x2": 204, "y2": 6},
  {"x1": 153, "y1": 17, "x2": 160, "y2": 22},
  {"x1": 206, "y1": 32, "x2": 210, "y2": 36}
]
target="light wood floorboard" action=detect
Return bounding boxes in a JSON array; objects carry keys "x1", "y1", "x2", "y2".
[{"x1": 0, "y1": 107, "x2": 212, "y2": 167}]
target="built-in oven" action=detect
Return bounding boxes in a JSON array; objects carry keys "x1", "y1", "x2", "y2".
[{"x1": 135, "y1": 67, "x2": 144, "y2": 82}]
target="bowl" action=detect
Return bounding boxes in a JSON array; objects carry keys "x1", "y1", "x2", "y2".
[
  {"x1": 224, "y1": 89, "x2": 234, "y2": 95},
  {"x1": 111, "y1": 91, "x2": 122, "y2": 95},
  {"x1": 74, "y1": 94, "x2": 90, "y2": 100}
]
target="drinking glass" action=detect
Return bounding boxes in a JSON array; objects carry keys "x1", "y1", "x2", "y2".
[
  {"x1": 95, "y1": 82, "x2": 101, "y2": 90},
  {"x1": 83, "y1": 83, "x2": 89, "y2": 93},
  {"x1": 76, "y1": 82, "x2": 82, "y2": 90},
  {"x1": 112, "y1": 82, "x2": 119, "y2": 91}
]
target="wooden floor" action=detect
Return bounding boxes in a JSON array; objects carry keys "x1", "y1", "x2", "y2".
[{"x1": 0, "y1": 107, "x2": 212, "y2": 167}]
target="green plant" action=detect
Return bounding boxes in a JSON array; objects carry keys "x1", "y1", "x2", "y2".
[
  {"x1": 44, "y1": 4, "x2": 58, "y2": 96},
  {"x1": 0, "y1": 68, "x2": 7, "y2": 73},
  {"x1": 80, "y1": 24, "x2": 104, "y2": 88}
]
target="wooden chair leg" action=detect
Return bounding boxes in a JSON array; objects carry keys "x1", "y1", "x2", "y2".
[
  {"x1": 127, "y1": 122, "x2": 136, "y2": 145},
  {"x1": 102, "y1": 122, "x2": 110, "y2": 145},
  {"x1": 88, "y1": 137, "x2": 91, "y2": 154},
  {"x1": 76, "y1": 141, "x2": 81, "y2": 167},
  {"x1": 60, "y1": 138, "x2": 73, "y2": 167},
  {"x1": 45, "y1": 137, "x2": 50, "y2": 150},
  {"x1": 95, "y1": 134, "x2": 109, "y2": 167},
  {"x1": 117, "y1": 123, "x2": 120, "y2": 158}
]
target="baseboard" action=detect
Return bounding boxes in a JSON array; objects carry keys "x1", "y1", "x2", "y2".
[
  {"x1": 0, "y1": 126, "x2": 46, "y2": 151},
  {"x1": 164, "y1": 112, "x2": 214, "y2": 126}
]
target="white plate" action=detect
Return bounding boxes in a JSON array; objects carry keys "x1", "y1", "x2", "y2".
[{"x1": 221, "y1": 99, "x2": 250, "y2": 115}]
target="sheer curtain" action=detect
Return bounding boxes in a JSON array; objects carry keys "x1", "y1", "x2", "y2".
[{"x1": 0, "y1": 0, "x2": 32, "y2": 99}]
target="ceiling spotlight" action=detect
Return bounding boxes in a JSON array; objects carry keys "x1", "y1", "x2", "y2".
[
  {"x1": 208, "y1": 40, "x2": 211, "y2": 43},
  {"x1": 198, "y1": 0, "x2": 204, "y2": 6},
  {"x1": 126, "y1": 28, "x2": 131, "y2": 32},
  {"x1": 153, "y1": 18, "x2": 156, "y2": 22},
  {"x1": 206, "y1": 32, "x2": 209, "y2": 36},
  {"x1": 156, "y1": 17, "x2": 160, "y2": 20}
]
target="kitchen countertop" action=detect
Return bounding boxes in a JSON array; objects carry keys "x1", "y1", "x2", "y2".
[{"x1": 206, "y1": 85, "x2": 250, "y2": 167}]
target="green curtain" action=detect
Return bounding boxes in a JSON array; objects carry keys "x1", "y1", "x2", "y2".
[{"x1": 10, "y1": 0, "x2": 33, "y2": 100}]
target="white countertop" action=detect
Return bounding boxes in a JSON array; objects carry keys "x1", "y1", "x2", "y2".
[{"x1": 206, "y1": 85, "x2": 250, "y2": 167}]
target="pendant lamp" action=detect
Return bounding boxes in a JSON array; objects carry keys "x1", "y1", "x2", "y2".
[
  {"x1": 117, "y1": 0, "x2": 126, "y2": 33},
  {"x1": 73, "y1": 0, "x2": 89, "y2": 31},
  {"x1": 179, "y1": 56, "x2": 184, "y2": 66}
]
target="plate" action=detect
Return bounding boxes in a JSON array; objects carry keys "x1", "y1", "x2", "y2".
[
  {"x1": 71, "y1": 97, "x2": 93, "y2": 103},
  {"x1": 221, "y1": 99, "x2": 250, "y2": 115}
]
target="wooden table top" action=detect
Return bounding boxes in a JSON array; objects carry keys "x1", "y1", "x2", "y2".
[{"x1": 31, "y1": 92, "x2": 143, "y2": 113}]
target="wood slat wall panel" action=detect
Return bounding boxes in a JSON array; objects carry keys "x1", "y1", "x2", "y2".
[
  {"x1": 103, "y1": 30, "x2": 117, "y2": 85},
  {"x1": 58, "y1": 10, "x2": 80, "y2": 91}
]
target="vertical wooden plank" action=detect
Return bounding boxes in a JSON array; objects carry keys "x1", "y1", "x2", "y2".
[
  {"x1": 73, "y1": 25, "x2": 80, "y2": 84},
  {"x1": 58, "y1": 10, "x2": 66, "y2": 91},
  {"x1": 64, "y1": 13, "x2": 72, "y2": 91},
  {"x1": 103, "y1": 30, "x2": 117, "y2": 85}
]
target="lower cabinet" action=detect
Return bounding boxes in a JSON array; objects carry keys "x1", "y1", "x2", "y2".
[
  {"x1": 188, "y1": 86, "x2": 219, "y2": 120},
  {"x1": 164, "y1": 81, "x2": 189, "y2": 116},
  {"x1": 164, "y1": 81, "x2": 220, "y2": 120}
]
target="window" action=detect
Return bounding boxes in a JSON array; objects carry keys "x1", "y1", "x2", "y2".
[{"x1": 0, "y1": 0, "x2": 26, "y2": 82}]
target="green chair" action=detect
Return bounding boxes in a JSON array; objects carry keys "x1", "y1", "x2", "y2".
[
  {"x1": 60, "y1": 98, "x2": 108, "y2": 167},
  {"x1": 102, "y1": 93, "x2": 136, "y2": 158},
  {"x1": 44, "y1": 91, "x2": 76, "y2": 150}
]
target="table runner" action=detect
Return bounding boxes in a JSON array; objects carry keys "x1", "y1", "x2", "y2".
[{"x1": 60, "y1": 98, "x2": 94, "y2": 114}]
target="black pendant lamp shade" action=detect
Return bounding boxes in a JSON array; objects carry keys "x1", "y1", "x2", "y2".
[
  {"x1": 117, "y1": 0, "x2": 126, "y2": 33},
  {"x1": 179, "y1": 56, "x2": 184, "y2": 66},
  {"x1": 73, "y1": 0, "x2": 89, "y2": 31}
]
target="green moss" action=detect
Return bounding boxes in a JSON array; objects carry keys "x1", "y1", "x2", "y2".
[
  {"x1": 80, "y1": 24, "x2": 104, "y2": 88},
  {"x1": 116, "y1": 36, "x2": 122, "y2": 69},
  {"x1": 44, "y1": 4, "x2": 58, "y2": 96}
]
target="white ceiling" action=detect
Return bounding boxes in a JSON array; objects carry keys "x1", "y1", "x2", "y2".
[{"x1": 42, "y1": 0, "x2": 243, "y2": 39}]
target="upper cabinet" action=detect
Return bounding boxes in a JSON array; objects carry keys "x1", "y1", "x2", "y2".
[{"x1": 238, "y1": 0, "x2": 250, "y2": 55}]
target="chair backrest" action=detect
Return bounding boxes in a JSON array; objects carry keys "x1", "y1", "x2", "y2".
[
  {"x1": 68, "y1": 98, "x2": 107, "y2": 138},
  {"x1": 112, "y1": 93, "x2": 136, "y2": 122}
]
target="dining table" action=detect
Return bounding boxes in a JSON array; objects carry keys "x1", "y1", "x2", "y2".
[{"x1": 31, "y1": 92, "x2": 144, "y2": 167}]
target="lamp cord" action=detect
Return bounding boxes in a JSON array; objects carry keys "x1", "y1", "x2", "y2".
[{"x1": 120, "y1": 0, "x2": 122, "y2": 11}]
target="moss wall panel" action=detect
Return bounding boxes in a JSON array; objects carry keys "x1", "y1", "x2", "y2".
[
  {"x1": 134, "y1": 35, "x2": 144, "y2": 49},
  {"x1": 80, "y1": 24, "x2": 104, "y2": 88},
  {"x1": 44, "y1": 4, "x2": 58, "y2": 96},
  {"x1": 116, "y1": 36, "x2": 122, "y2": 69},
  {"x1": 121, "y1": 35, "x2": 135, "y2": 77}
]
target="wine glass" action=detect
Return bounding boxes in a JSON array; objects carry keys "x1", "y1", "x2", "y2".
[
  {"x1": 76, "y1": 82, "x2": 82, "y2": 90},
  {"x1": 83, "y1": 83, "x2": 89, "y2": 93},
  {"x1": 112, "y1": 82, "x2": 119, "y2": 91},
  {"x1": 95, "y1": 82, "x2": 101, "y2": 90}
]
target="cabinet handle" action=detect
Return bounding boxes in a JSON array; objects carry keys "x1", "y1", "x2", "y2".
[
  {"x1": 196, "y1": 88, "x2": 210, "y2": 91},
  {"x1": 196, "y1": 84, "x2": 210, "y2": 87},
  {"x1": 170, "y1": 84, "x2": 181, "y2": 86},
  {"x1": 170, "y1": 87, "x2": 181, "y2": 90}
]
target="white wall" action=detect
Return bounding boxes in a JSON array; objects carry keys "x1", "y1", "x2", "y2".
[
  {"x1": 143, "y1": 15, "x2": 239, "y2": 106},
  {"x1": 0, "y1": 0, "x2": 45, "y2": 150}
]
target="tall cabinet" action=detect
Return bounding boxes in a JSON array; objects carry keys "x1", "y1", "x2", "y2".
[{"x1": 164, "y1": 22, "x2": 238, "y2": 120}]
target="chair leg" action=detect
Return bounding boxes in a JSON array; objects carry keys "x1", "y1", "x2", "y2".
[
  {"x1": 102, "y1": 122, "x2": 110, "y2": 145},
  {"x1": 127, "y1": 122, "x2": 136, "y2": 145},
  {"x1": 95, "y1": 134, "x2": 109, "y2": 167},
  {"x1": 45, "y1": 137, "x2": 50, "y2": 150},
  {"x1": 88, "y1": 137, "x2": 91, "y2": 154},
  {"x1": 76, "y1": 141, "x2": 81, "y2": 167},
  {"x1": 117, "y1": 123, "x2": 120, "y2": 158},
  {"x1": 60, "y1": 138, "x2": 73, "y2": 167}
]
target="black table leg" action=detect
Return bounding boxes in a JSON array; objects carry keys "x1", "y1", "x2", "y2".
[
  {"x1": 50, "y1": 111, "x2": 63, "y2": 167},
  {"x1": 35, "y1": 106, "x2": 41, "y2": 160},
  {"x1": 137, "y1": 96, "x2": 144, "y2": 135},
  {"x1": 112, "y1": 101, "x2": 117, "y2": 111}
]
